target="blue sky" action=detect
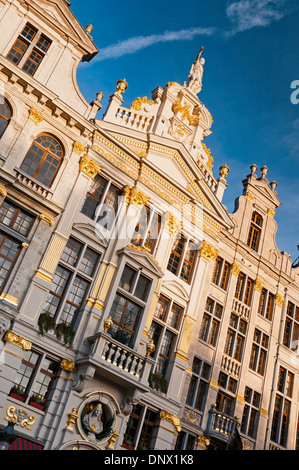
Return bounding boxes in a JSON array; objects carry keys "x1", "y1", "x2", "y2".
[{"x1": 71, "y1": 0, "x2": 299, "y2": 261}]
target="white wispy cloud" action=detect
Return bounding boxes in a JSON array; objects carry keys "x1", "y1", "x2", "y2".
[
  {"x1": 225, "y1": 0, "x2": 293, "y2": 34},
  {"x1": 86, "y1": 0, "x2": 296, "y2": 63},
  {"x1": 92, "y1": 27, "x2": 216, "y2": 63}
]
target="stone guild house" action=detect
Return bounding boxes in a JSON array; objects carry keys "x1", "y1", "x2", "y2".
[{"x1": 0, "y1": 0, "x2": 298, "y2": 451}]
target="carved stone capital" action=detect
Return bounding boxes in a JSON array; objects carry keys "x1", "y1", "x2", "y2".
[
  {"x1": 162, "y1": 212, "x2": 181, "y2": 236},
  {"x1": 123, "y1": 185, "x2": 150, "y2": 208},
  {"x1": 0, "y1": 185, "x2": 7, "y2": 198},
  {"x1": 254, "y1": 279, "x2": 264, "y2": 292},
  {"x1": 61, "y1": 359, "x2": 76, "y2": 372},
  {"x1": 28, "y1": 107, "x2": 43, "y2": 125},
  {"x1": 73, "y1": 141, "x2": 85, "y2": 155},
  {"x1": 79, "y1": 154, "x2": 101, "y2": 179},
  {"x1": 198, "y1": 240, "x2": 219, "y2": 262},
  {"x1": 275, "y1": 293, "x2": 284, "y2": 307},
  {"x1": 231, "y1": 262, "x2": 241, "y2": 277}
]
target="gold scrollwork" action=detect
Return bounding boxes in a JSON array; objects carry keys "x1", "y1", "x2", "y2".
[
  {"x1": 39, "y1": 213, "x2": 55, "y2": 226},
  {"x1": 79, "y1": 154, "x2": 102, "y2": 179},
  {"x1": 160, "y1": 410, "x2": 181, "y2": 433},
  {"x1": 198, "y1": 240, "x2": 219, "y2": 262},
  {"x1": 5, "y1": 406, "x2": 35, "y2": 430},
  {"x1": 130, "y1": 96, "x2": 156, "y2": 111},
  {"x1": 172, "y1": 99, "x2": 200, "y2": 126},
  {"x1": 28, "y1": 107, "x2": 43, "y2": 125},
  {"x1": 231, "y1": 262, "x2": 241, "y2": 277},
  {"x1": 61, "y1": 359, "x2": 76, "y2": 372},
  {"x1": 202, "y1": 143, "x2": 214, "y2": 171},
  {"x1": 3, "y1": 330, "x2": 32, "y2": 351},
  {"x1": 123, "y1": 186, "x2": 150, "y2": 208},
  {"x1": 275, "y1": 293, "x2": 284, "y2": 307},
  {"x1": 0, "y1": 185, "x2": 7, "y2": 198},
  {"x1": 254, "y1": 279, "x2": 264, "y2": 292},
  {"x1": 267, "y1": 208, "x2": 275, "y2": 219}
]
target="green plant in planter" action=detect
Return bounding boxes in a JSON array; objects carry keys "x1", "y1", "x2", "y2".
[
  {"x1": 111, "y1": 327, "x2": 131, "y2": 346},
  {"x1": 148, "y1": 372, "x2": 168, "y2": 394},
  {"x1": 55, "y1": 321, "x2": 75, "y2": 346},
  {"x1": 38, "y1": 311, "x2": 57, "y2": 336},
  {"x1": 30, "y1": 393, "x2": 45, "y2": 404}
]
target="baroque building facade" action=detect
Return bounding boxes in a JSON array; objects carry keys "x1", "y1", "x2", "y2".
[{"x1": 0, "y1": 0, "x2": 298, "y2": 451}]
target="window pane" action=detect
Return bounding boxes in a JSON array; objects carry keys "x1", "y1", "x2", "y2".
[
  {"x1": 61, "y1": 238, "x2": 82, "y2": 266},
  {"x1": 134, "y1": 274, "x2": 151, "y2": 301}
]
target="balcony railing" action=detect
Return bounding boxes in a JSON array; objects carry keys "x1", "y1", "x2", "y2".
[
  {"x1": 14, "y1": 169, "x2": 53, "y2": 199},
  {"x1": 232, "y1": 298, "x2": 250, "y2": 321},
  {"x1": 87, "y1": 331, "x2": 153, "y2": 386},
  {"x1": 114, "y1": 106, "x2": 154, "y2": 132},
  {"x1": 205, "y1": 404, "x2": 241, "y2": 448}
]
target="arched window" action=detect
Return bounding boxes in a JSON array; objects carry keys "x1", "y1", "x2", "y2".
[
  {"x1": 247, "y1": 212, "x2": 263, "y2": 252},
  {"x1": 20, "y1": 134, "x2": 64, "y2": 187},
  {"x1": 0, "y1": 96, "x2": 12, "y2": 138}
]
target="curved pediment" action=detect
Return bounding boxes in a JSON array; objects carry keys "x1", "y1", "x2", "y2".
[{"x1": 161, "y1": 279, "x2": 190, "y2": 302}]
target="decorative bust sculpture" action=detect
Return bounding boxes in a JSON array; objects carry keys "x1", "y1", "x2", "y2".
[
  {"x1": 82, "y1": 403, "x2": 103, "y2": 439},
  {"x1": 186, "y1": 47, "x2": 205, "y2": 94}
]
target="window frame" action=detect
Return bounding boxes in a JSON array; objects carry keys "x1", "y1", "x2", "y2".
[
  {"x1": 43, "y1": 237, "x2": 101, "y2": 327},
  {"x1": 249, "y1": 328, "x2": 269, "y2": 376},
  {"x1": 247, "y1": 211, "x2": 263, "y2": 252},
  {"x1": 131, "y1": 205, "x2": 162, "y2": 254},
  {"x1": 6, "y1": 23, "x2": 51, "y2": 77},
  {"x1": 212, "y1": 256, "x2": 231, "y2": 291},
  {"x1": 0, "y1": 96, "x2": 12, "y2": 138},
  {"x1": 199, "y1": 297, "x2": 223, "y2": 347},
  {"x1": 186, "y1": 356, "x2": 211, "y2": 413},
  {"x1": 167, "y1": 234, "x2": 198, "y2": 285}
]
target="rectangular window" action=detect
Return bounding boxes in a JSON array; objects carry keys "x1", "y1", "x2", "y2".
[
  {"x1": 9, "y1": 349, "x2": 59, "y2": 409},
  {"x1": 283, "y1": 301, "x2": 299, "y2": 350},
  {"x1": 122, "y1": 404, "x2": 158, "y2": 450},
  {"x1": 175, "y1": 431, "x2": 197, "y2": 450},
  {"x1": 241, "y1": 387, "x2": 260, "y2": 438},
  {"x1": 212, "y1": 257, "x2": 231, "y2": 290},
  {"x1": 131, "y1": 206, "x2": 161, "y2": 254},
  {"x1": 186, "y1": 357, "x2": 211, "y2": 412},
  {"x1": 235, "y1": 272, "x2": 254, "y2": 306},
  {"x1": 224, "y1": 314, "x2": 247, "y2": 362},
  {"x1": 167, "y1": 235, "x2": 197, "y2": 284},
  {"x1": 249, "y1": 328, "x2": 269, "y2": 376},
  {"x1": 199, "y1": 297, "x2": 223, "y2": 346},
  {"x1": 149, "y1": 294, "x2": 183, "y2": 378},
  {"x1": 6, "y1": 23, "x2": 51, "y2": 76},
  {"x1": 43, "y1": 238, "x2": 100, "y2": 326},
  {"x1": 110, "y1": 265, "x2": 152, "y2": 347}
]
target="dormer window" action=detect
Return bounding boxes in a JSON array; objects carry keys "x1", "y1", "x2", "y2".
[
  {"x1": 6, "y1": 23, "x2": 51, "y2": 77},
  {"x1": 247, "y1": 212, "x2": 263, "y2": 252}
]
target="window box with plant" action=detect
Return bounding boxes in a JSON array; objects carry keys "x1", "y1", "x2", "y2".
[
  {"x1": 55, "y1": 321, "x2": 75, "y2": 346},
  {"x1": 38, "y1": 311, "x2": 57, "y2": 336},
  {"x1": 9, "y1": 385, "x2": 28, "y2": 402},
  {"x1": 121, "y1": 434, "x2": 134, "y2": 450},
  {"x1": 28, "y1": 393, "x2": 46, "y2": 411}
]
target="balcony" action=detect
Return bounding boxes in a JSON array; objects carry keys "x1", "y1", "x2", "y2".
[
  {"x1": 204, "y1": 404, "x2": 243, "y2": 450},
  {"x1": 14, "y1": 169, "x2": 53, "y2": 199},
  {"x1": 85, "y1": 331, "x2": 154, "y2": 390},
  {"x1": 232, "y1": 298, "x2": 250, "y2": 321}
]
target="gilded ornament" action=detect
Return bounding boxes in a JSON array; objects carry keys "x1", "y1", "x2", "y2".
[
  {"x1": 275, "y1": 293, "x2": 284, "y2": 307},
  {"x1": 123, "y1": 186, "x2": 150, "y2": 208},
  {"x1": 162, "y1": 212, "x2": 181, "y2": 236},
  {"x1": 39, "y1": 213, "x2": 55, "y2": 226},
  {"x1": 96, "y1": 92, "x2": 104, "y2": 102},
  {"x1": 103, "y1": 315, "x2": 113, "y2": 332},
  {"x1": 231, "y1": 262, "x2": 241, "y2": 277},
  {"x1": 186, "y1": 410, "x2": 198, "y2": 423},
  {"x1": 107, "y1": 430, "x2": 119, "y2": 449},
  {"x1": 202, "y1": 143, "x2": 214, "y2": 171},
  {"x1": 115, "y1": 79, "x2": 128, "y2": 94},
  {"x1": 130, "y1": 96, "x2": 156, "y2": 111},
  {"x1": 73, "y1": 141, "x2": 85, "y2": 155},
  {"x1": 3, "y1": 330, "x2": 32, "y2": 351},
  {"x1": 172, "y1": 99, "x2": 200, "y2": 126},
  {"x1": 146, "y1": 339, "x2": 155, "y2": 356},
  {"x1": 28, "y1": 107, "x2": 43, "y2": 125},
  {"x1": 219, "y1": 163, "x2": 230, "y2": 179},
  {"x1": 79, "y1": 154, "x2": 102, "y2": 179},
  {"x1": 160, "y1": 410, "x2": 181, "y2": 433},
  {"x1": 61, "y1": 359, "x2": 76, "y2": 372},
  {"x1": 0, "y1": 293, "x2": 18, "y2": 306},
  {"x1": 246, "y1": 192, "x2": 254, "y2": 202},
  {"x1": 66, "y1": 408, "x2": 79, "y2": 431},
  {"x1": 5, "y1": 406, "x2": 35, "y2": 430},
  {"x1": 267, "y1": 208, "x2": 275, "y2": 219},
  {"x1": 198, "y1": 240, "x2": 219, "y2": 262},
  {"x1": 22, "y1": 242, "x2": 29, "y2": 248},
  {"x1": 254, "y1": 279, "x2": 264, "y2": 292},
  {"x1": 0, "y1": 185, "x2": 7, "y2": 198},
  {"x1": 85, "y1": 24, "x2": 93, "y2": 34},
  {"x1": 197, "y1": 435, "x2": 210, "y2": 446}
]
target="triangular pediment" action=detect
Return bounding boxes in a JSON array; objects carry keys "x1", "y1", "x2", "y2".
[
  {"x1": 244, "y1": 177, "x2": 281, "y2": 208},
  {"x1": 122, "y1": 246, "x2": 164, "y2": 278},
  {"x1": 30, "y1": 0, "x2": 97, "y2": 54}
]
